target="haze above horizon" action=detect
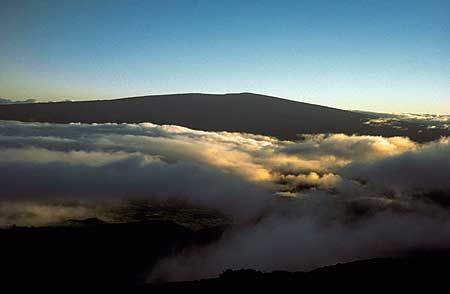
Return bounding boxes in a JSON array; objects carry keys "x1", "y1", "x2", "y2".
[{"x1": 1, "y1": 0, "x2": 449, "y2": 114}]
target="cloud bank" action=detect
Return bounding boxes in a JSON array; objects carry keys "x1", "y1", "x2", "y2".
[
  {"x1": 0, "y1": 98, "x2": 36, "y2": 104},
  {"x1": 363, "y1": 112, "x2": 450, "y2": 130},
  {"x1": 0, "y1": 120, "x2": 449, "y2": 281}
]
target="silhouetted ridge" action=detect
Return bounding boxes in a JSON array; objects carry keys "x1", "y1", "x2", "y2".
[
  {"x1": 0, "y1": 93, "x2": 366, "y2": 139},
  {"x1": 0, "y1": 93, "x2": 447, "y2": 141}
]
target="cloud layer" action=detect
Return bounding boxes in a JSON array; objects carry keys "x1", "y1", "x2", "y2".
[
  {"x1": 363, "y1": 112, "x2": 450, "y2": 130},
  {"x1": 0, "y1": 120, "x2": 449, "y2": 281},
  {"x1": 0, "y1": 98, "x2": 36, "y2": 104}
]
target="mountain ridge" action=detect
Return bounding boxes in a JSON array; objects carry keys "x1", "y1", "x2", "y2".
[
  {"x1": 0, "y1": 92, "x2": 447, "y2": 142},
  {"x1": 0, "y1": 92, "x2": 369, "y2": 139}
]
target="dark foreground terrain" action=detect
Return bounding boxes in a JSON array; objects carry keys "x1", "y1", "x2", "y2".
[
  {"x1": 145, "y1": 254, "x2": 449, "y2": 292},
  {"x1": 2, "y1": 219, "x2": 449, "y2": 291},
  {"x1": 2, "y1": 219, "x2": 227, "y2": 291},
  {"x1": 0, "y1": 93, "x2": 447, "y2": 142}
]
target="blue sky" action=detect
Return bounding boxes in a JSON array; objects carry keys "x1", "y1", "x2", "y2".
[{"x1": 0, "y1": 0, "x2": 449, "y2": 113}]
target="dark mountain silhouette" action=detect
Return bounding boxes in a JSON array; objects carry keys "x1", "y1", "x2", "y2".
[
  {"x1": 0, "y1": 93, "x2": 366, "y2": 138},
  {"x1": 0, "y1": 93, "x2": 447, "y2": 141}
]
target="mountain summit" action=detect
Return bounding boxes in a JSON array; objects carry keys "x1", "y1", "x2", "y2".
[
  {"x1": 0, "y1": 93, "x2": 369, "y2": 139},
  {"x1": 0, "y1": 93, "x2": 446, "y2": 141}
]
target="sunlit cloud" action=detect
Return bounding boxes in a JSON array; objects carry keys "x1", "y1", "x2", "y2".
[{"x1": 1, "y1": 121, "x2": 450, "y2": 281}]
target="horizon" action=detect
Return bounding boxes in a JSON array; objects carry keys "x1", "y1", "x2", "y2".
[
  {"x1": 1, "y1": 0, "x2": 449, "y2": 114},
  {"x1": 1, "y1": 91, "x2": 449, "y2": 116}
]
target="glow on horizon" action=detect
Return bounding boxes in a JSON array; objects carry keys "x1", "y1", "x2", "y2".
[{"x1": 0, "y1": 0, "x2": 449, "y2": 114}]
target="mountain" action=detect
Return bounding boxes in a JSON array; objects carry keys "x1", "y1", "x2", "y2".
[
  {"x1": 0, "y1": 93, "x2": 368, "y2": 139},
  {"x1": 0, "y1": 93, "x2": 446, "y2": 141}
]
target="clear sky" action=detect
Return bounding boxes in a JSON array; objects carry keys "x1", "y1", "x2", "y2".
[{"x1": 0, "y1": 0, "x2": 449, "y2": 114}]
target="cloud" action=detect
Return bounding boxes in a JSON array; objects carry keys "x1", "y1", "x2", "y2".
[
  {"x1": 0, "y1": 201, "x2": 93, "y2": 227},
  {"x1": 0, "y1": 153, "x2": 271, "y2": 221},
  {"x1": 0, "y1": 121, "x2": 421, "y2": 198},
  {"x1": 363, "y1": 112, "x2": 450, "y2": 130},
  {"x1": 1, "y1": 120, "x2": 450, "y2": 281},
  {"x1": 342, "y1": 137, "x2": 450, "y2": 197},
  {"x1": 152, "y1": 210, "x2": 450, "y2": 281},
  {"x1": 0, "y1": 98, "x2": 36, "y2": 104}
]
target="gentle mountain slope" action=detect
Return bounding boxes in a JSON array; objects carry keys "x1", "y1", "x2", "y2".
[
  {"x1": 0, "y1": 93, "x2": 447, "y2": 141},
  {"x1": 0, "y1": 93, "x2": 369, "y2": 140}
]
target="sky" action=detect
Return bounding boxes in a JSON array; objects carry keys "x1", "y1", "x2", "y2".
[{"x1": 0, "y1": 0, "x2": 449, "y2": 114}]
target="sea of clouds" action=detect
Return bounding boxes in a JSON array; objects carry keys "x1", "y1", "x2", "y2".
[
  {"x1": 363, "y1": 112, "x2": 450, "y2": 130},
  {"x1": 0, "y1": 120, "x2": 449, "y2": 280}
]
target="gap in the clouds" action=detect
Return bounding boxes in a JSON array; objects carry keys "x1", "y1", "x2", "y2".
[{"x1": 0, "y1": 199, "x2": 232, "y2": 230}]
